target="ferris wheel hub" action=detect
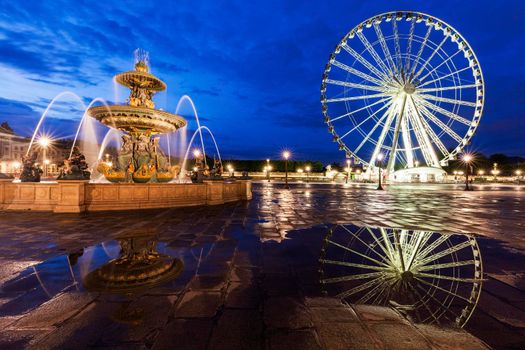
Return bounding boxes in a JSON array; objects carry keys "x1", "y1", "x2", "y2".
[{"x1": 403, "y1": 82, "x2": 416, "y2": 94}]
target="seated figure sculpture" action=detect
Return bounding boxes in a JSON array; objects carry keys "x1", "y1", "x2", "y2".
[
  {"x1": 57, "y1": 146, "x2": 91, "y2": 180},
  {"x1": 20, "y1": 153, "x2": 42, "y2": 182}
]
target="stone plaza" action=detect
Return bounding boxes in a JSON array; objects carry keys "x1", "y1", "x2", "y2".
[{"x1": 0, "y1": 182, "x2": 524, "y2": 349}]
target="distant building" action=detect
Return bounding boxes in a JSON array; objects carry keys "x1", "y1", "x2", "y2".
[
  {"x1": 0, "y1": 121, "x2": 70, "y2": 175},
  {"x1": 0, "y1": 122, "x2": 29, "y2": 174}
]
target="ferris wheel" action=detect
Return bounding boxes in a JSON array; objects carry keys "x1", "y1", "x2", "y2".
[
  {"x1": 321, "y1": 11, "x2": 484, "y2": 175},
  {"x1": 319, "y1": 225, "x2": 483, "y2": 327}
]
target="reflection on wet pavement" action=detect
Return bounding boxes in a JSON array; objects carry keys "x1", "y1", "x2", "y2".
[{"x1": 0, "y1": 183, "x2": 524, "y2": 349}]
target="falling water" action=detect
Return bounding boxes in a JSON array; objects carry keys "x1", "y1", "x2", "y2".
[
  {"x1": 26, "y1": 91, "x2": 86, "y2": 155},
  {"x1": 70, "y1": 98, "x2": 111, "y2": 167},
  {"x1": 97, "y1": 128, "x2": 123, "y2": 161},
  {"x1": 175, "y1": 95, "x2": 206, "y2": 165},
  {"x1": 177, "y1": 125, "x2": 222, "y2": 182}
]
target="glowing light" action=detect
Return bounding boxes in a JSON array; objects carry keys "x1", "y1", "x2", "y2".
[
  {"x1": 478, "y1": 170, "x2": 484, "y2": 175},
  {"x1": 462, "y1": 153, "x2": 473, "y2": 163},
  {"x1": 193, "y1": 166, "x2": 198, "y2": 172},
  {"x1": 193, "y1": 149, "x2": 201, "y2": 158},
  {"x1": 377, "y1": 153, "x2": 384, "y2": 161},
  {"x1": 305, "y1": 166, "x2": 311, "y2": 172},
  {"x1": 43, "y1": 159, "x2": 50, "y2": 165},
  {"x1": 12, "y1": 161, "x2": 21, "y2": 168},
  {"x1": 516, "y1": 170, "x2": 522, "y2": 176},
  {"x1": 107, "y1": 162, "x2": 113, "y2": 167},
  {"x1": 298, "y1": 168, "x2": 303, "y2": 173},
  {"x1": 37, "y1": 136, "x2": 51, "y2": 148},
  {"x1": 282, "y1": 151, "x2": 290, "y2": 160}
]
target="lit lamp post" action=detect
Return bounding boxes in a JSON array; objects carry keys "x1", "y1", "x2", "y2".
[
  {"x1": 376, "y1": 153, "x2": 384, "y2": 190},
  {"x1": 37, "y1": 136, "x2": 51, "y2": 176},
  {"x1": 227, "y1": 164, "x2": 234, "y2": 178},
  {"x1": 462, "y1": 154, "x2": 473, "y2": 191},
  {"x1": 491, "y1": 163, "x2": 499, "y2": 182},
  {"x1": 297, "y1": 168, "x2": 303, "y2": 181},
  {"x1": 43, "y1": 159, "x2": 50, "y2": 178},
  {"x1": 283, "y1": 151, "x2": 290, "y2": 189},
  {"x1": 516, "y1": 169, "x2": 523, "y2": 184},
  {"x1": 346, "y1": 159, "x2": 351, "y2": 184},
  {"x1": 305, "y1": 165, "x2": 311, "y2": 183},
  {"x1": 265, "y1": 158, "x2": 271, "y2": 182}
]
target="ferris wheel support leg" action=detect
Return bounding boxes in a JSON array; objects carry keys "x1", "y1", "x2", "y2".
[
  {"x1": 386, "y1": 94, "x2": 408, "y2": 173},
  {"x1": 408, "y1": 96, "x2": 441, "y2": 168}
]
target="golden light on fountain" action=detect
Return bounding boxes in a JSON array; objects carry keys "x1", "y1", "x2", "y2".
[{"x1": 88, "y1": 49, "x2": 186, "y2": 183}]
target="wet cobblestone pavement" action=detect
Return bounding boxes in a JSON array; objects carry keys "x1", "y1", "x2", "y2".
[{"x1": 0, "y1": 182, "x2": 524, "y2": 349}]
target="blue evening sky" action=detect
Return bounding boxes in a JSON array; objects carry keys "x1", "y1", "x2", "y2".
[{"x1": 0, "y1": 0, "x2": 523, "y2": 162}]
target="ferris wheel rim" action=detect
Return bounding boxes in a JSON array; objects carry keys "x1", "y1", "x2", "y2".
[
  {"x1": 321, "y1": 10, "x2": 485, "y2": 169},
  {"x1": 319, "y1": 225, "x2": 484, "y2": 327}
]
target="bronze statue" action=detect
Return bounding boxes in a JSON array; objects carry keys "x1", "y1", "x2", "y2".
[
  {"x1": 57, "y1": 146, "x2": 90, "y2": 180},
  {"x1": 20, "y1": 153, "x2": 42, "y2": 182}
]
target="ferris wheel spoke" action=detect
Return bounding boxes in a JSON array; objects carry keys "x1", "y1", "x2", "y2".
[
  {"x1": 412, "y1": 234, "x2": 449, "y2": 263},
  {"x1": 414, "y1": 36, "x2": 449, "y2": 80},
  {"x1": 414, "y1": 277, "x2": 474, "y2": 304},
  {"x1": 321, "y1": 271, "x2": 387, "y2": 284},
  {"x1": 354, "y1": 102, "x2": 396, "y2": 157},
  {"x1": 325, "y1": 92, "x2": 391, "y2": 103},
  {"x1": 417, "y1": 99, "x2": 472, "y2": 126},
  {"x1": 356, "y1": 31, "x2": 392, "y2": 76},
  {"x1": 414, "y1": 102, "x2": 464, "y2": 144},
  {"x1": 367, "y1": 227, "x2": 396, "y2": 264},
  {"x1": 415, "y1": 240, "x2": 474, "y2": 267},
  {"x1": 319, "y1": 259, "x2": 391, "y2": 272},
  {"x1": 412, "y1": 107, "x2": 451, "y2": 157},
  {"x1": 386, "y1": 94, "x2": 408, "y2": 172},
  {"x1": 357, "y1": 276, "x2": 396, "y2": 303},
  {"x1": 418, "y1": 66, "x2": 471, "y2": 88},
  {"x1": 374, "y1": 23, "x2": 396, "y2": 73},
  {"x1": 418, "y1": 49, "x2": 463, "y2": 83},
  {"x1": 337, "y1": 275, "x2": 390, "y2": 299},
  {"x1": 326, "y1": 239, "x2": 391, "y2": 268},
  {"x1": 401, "y1": 113, "x2": 415, "y2": 167},
  {"x1": 411, "y1": 285, "x2": 442, "y2": 324},
  {"x1": 341, "y1": 43, "x2": 390, "y2": 81},
  {"x1": 331, "y1": 60, "x2": 387, "y2": 86},
  {"x1": 415, "y1": 272, "x2": 480, "y2": 284},
  {"x1": 418, "y1": 84, "x2": 479, "y2": 93},
  {"x1": 404, "y1": 18, "x2": 416, "y2": 72},
  {"x1": 341, "y1": 225, "x2": 393, "y2": 264},
  {"x1": 392, "y1": 19, "x2": 402, "y2": 73},
  {"x1": 417, "y1": 260, "x2": 477, "y2": 272},
  {"x1": 407, "y1": 97, "x2": 440, "y2": 167},
  {"x1": 330, "y1": 97, "x2": 391, "y2": 122},
  {"x1": 410, "y1": 25, "x2": 433, "y2": 78},
  {"x1": 413, "y1": 283, "x2": 457, "y2": 322},
  {"x1": 418, "y1": 94, "x2": 477, "y2": 108},
  {"x1": 340, "y1": 102, "x2": 393, "y2": 142},
  {"x1": 324, "y1": 79, "x2": 390, "y2": 93},
  {"x1": 405, "y1": 232, "x2": 429, "y2": 271}
]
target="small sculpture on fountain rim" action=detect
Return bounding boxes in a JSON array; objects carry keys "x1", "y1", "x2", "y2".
[
  {"x1": 57, "y1": 146, "x2": 91, "y2": 180},
  {"x1": 20, "y1": 152, "x2": 43, "y2": 182}
]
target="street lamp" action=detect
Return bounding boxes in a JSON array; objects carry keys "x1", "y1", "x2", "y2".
[
  {"x1": 297, "y1": 168, "x2": 304, "y2": 182},
  {"x1": 283, "y1": 151, "x2": 290, "y2": 189},
  {"x1": 346, "y1": 159, "x2": 351, "y2": 184},
  {"x1": 43, "y1": 159, "x2": 50, "y2": 177},
  {"x1": 516, "y1": 169, "x2": 522, "y2": 184},
  {"x1": 266, "y1": 159, "x2": 272, "y2": 182},
  {"x1": 462, "y1": 153, "x2": 473, "y2": 191},
  {"x1": 478, "y1": 170, "x2": 484, "y2": 176},
  {"x1": 227, "y1": 164, "x2": 234, "y2": 177},
  {"x1": 305, "y1": 165, "x2": 311, "y2": 183},
  {"x1": 376, "y1": 153, "x2": 384, "y2": 190},
  {"x1": 37, "y1": 136, "x2": 51, "y2": 174}
]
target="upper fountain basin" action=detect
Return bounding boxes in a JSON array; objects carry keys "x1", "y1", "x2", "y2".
[
  {"x1": 88, "y1": 105, "x2": 187, "y2": 134},
  {"x1": 115, "y1": 70, "x2": 167, "y2": 91}
]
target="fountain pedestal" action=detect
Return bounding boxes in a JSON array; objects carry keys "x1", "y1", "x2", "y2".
[{"x1": 53, "y1": 180, "x2": 89, "y2": 213}]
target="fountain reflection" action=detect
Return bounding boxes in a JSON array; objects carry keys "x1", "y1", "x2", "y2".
[{"x1": 319, "y1": 225, "x2": 484, "y2": 327}]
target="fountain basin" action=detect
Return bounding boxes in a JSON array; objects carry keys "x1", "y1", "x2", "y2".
[
  {"x1": 0, "y1": 179, "x2": 252, "y2": 213},
  {"x1": 88, "y1": 105, "x2": 186, "y2": 134}
]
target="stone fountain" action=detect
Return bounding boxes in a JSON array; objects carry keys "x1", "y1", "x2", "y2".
[{"x1": 88, "y1": 50, "x2": 187, "y2": 183}]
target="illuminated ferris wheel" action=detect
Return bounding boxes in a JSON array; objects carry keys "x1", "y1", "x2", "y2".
[{"x1": 321, "y1": 11, "x2": 484, "y2": 179}]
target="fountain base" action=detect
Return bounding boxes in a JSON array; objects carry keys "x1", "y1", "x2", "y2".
[{"x1": 0, "y1": 179, "x2": 252, "y2": 213}]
